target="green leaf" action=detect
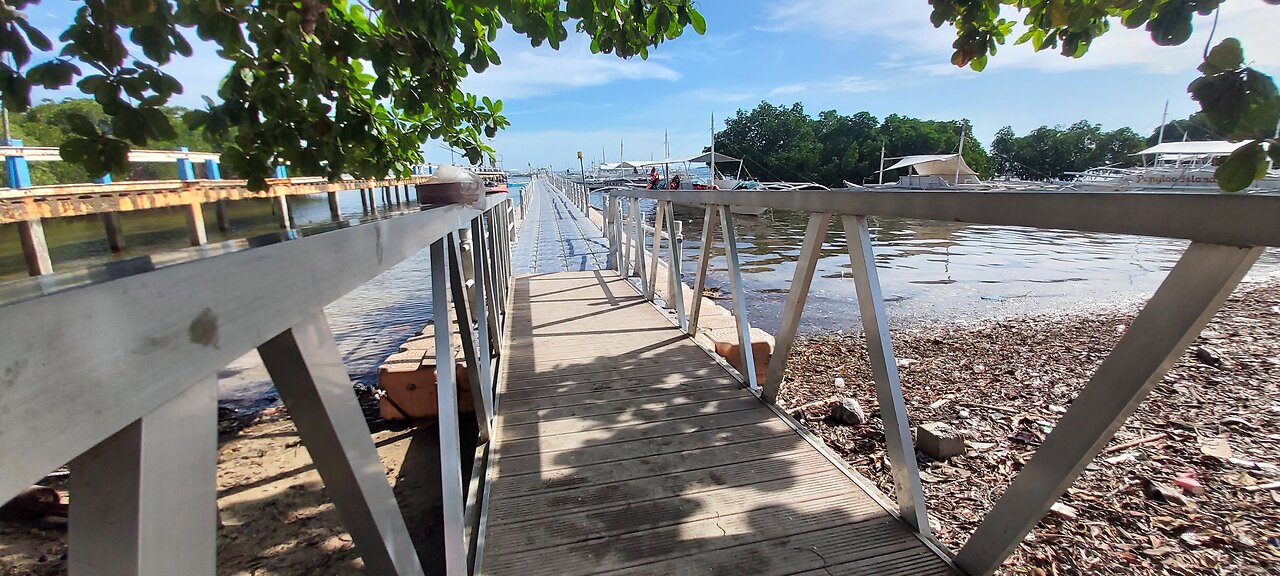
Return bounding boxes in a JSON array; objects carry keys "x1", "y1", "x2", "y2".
[
  {"x1": 688, "y1": 8, "x2": 707, "y2": 35},
  {"x1": 1200, "y1": 38, "x2": 1244, "y2": 74},
  {"x1": 1215, "y1": 141, "x2": 1268, "y2": 192}
]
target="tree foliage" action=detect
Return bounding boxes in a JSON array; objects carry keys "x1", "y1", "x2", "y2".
[
  {"x1": 0, "y1": 0, "x2": 704, "y2": 189},
  {"x1": 991, "y1": 121, "x2": 1145, "y2": 180},
  {"x1": 1147, "y1": 112, "x2": 1217, "y2": 145},
  {"x1": 928, "y1": 0, "x2": 1279, "y2": 192},
  {"x1": 712, "y1": 102, "x2": 991, "y2": 187}
]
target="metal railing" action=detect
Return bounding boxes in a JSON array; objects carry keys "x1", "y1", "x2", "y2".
[
  {"x1": 0, "y1": 193, "x2": 517, "y2": 576},
  {"x1": 598, "y1": 186, "x2": 1280, "y2": 576}
]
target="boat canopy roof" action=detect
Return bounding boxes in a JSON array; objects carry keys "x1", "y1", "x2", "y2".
[
  {"x1": 1135, "y1": 141, "x2": 1250, "y2": 156},
  {"x1": 605, "y1": 152, "x2": 741, "y2": 169},
  {"x1": 882, "y1": 154, "x2": 977, "y2": 177},
  {"x1": 674, "y1": 152, "x2": 741, "y2": 164}
]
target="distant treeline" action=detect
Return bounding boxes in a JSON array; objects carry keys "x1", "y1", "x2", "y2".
[
  {"x1": 713, "y1": 102, "x2": 1217, "y2": 186},
  {"x1": 2, "y1": 99, "x2": 214, "y2": 187}
]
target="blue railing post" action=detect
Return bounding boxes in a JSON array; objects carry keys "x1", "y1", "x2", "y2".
[
  {"x1": 204, "y1": 159, "x2": 230, "y2": 231},
  {"x1": 176, "y1": 146, "x2": 195, "y2": 181},
  {"x1": 4, "y1": 139, "x2": 32, "y2": 189}
]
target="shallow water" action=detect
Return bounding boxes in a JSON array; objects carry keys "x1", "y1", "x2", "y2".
[{"x1": 610, "y1": 197, "x2": 1280, "y2": 334}]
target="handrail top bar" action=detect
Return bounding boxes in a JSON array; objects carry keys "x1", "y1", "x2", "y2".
[
  {"x1": 0, "y1": 144, "x2": 223, "y2": 163},
  {"x1": 0, "y1": 194, "x2": 511, "y2": 503},
  {"x1": 609, "y1": 188, "x2": 1280, "y2": 248},
  {"x1": 0, "y1": 193, "x2": 508, "y2": 310}
]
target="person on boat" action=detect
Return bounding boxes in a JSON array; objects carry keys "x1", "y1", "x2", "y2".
[
  {"x1": 647, "y1": 167, "x2": 659, "y2": 190},
  {"x1": 669, "y1": 174, "x2": 682, "y2": 190}
]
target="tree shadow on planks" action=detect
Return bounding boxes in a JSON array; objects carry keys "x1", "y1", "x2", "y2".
[{"x1": 482, "y1": 272, "x2": 955, "y2": 575}]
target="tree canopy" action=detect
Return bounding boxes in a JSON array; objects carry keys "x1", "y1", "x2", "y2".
[
  {"x1": 0, "y1": 0, "x2": 705, "y2": 189},
  {"x1": 991, "y1": 121, "x2": 1145, "y2": 180},
  {"x1": 711, "y1": 102, "x2": 991, "y2": 187},
  {"x1": 929, "y1": 0, "x2": 1279, "y2": 191}
]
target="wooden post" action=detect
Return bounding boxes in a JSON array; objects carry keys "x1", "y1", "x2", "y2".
[
  {"x1": 184, "y1": 204, "x2": 208, "y2": 246},
  {"x1": 360, "y1": 188, "x2": 369, "y2": 212},
  {"x1": 103, "y1": 212, "x2": 126, "y2": 253},
  {"x1": 18, "y1": 219, "x2": 53, "y2": 276}
]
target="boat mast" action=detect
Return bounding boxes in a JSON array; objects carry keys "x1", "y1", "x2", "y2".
[
  {"x1": 955, "y1": 122, "x2": 966, "y2": 185},
  {"x1": 1157, "y1": 100, "x2": 1169, "y2": 145},
  {"x1": 706, "y1": 114, "x2": 716, "y2": 189},
  {"x1": 878, "y1": 144, "x2": 885, "y2": 185}
]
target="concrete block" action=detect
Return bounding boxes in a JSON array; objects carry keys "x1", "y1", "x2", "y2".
[
  {"x1": 916, "y1": 422, "x2": 965, "y2": 460},
  {"x1": 379, "y1": 361, "x2": 472, "y2": 420}
]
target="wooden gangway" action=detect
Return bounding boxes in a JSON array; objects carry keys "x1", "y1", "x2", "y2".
[{"x1": 480, "y1": 269, "x2": 954, "y2": 575}]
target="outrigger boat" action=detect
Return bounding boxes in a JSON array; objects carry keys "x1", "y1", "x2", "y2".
[{"x1": 1064, "y1": 140, "x2": 1280, "y2": 193}]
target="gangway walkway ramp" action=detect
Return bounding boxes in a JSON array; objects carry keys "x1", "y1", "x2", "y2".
[{"x1": 480, "y1": 181, "x2": 955, "y2": 574}]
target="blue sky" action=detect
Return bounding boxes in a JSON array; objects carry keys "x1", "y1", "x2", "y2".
[{"x1": 24, "y1": 1, "x2": 1280, "y2": 171}]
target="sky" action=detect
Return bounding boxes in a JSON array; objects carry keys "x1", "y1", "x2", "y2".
[{"x1": 22, "y1": 1, "x2": 1280, "y2": 171}]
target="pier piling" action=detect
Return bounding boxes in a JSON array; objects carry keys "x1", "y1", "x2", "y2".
[
  {"x1": 184, "y1": 204, "x2": 208, "y2": 246},
  {"x1": 274, "y1": 196, "x2": 291, "y2": 229},
  {"x1": 18, "y1": 219, "x2": 53, "y2": 276},
  {"x1": 102, "y1": 212, "x2": 126, "y2": 252}
]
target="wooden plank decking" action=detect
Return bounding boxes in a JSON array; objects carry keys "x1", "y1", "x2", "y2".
[{"x1": 481, "y1": 269, "x2": 957, "y2": 575}]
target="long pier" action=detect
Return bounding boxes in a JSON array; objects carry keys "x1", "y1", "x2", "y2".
[
  {"x1": 2, "y1": 141, "x2": 431, "y2": 276},
  {"x1": 4, "y1": 173, "x2": 1280, "y2": 575}
]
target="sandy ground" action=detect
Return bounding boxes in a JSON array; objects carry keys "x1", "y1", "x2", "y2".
[{"x1": 1, "y1": 410, "x2": 477, "y2": 576}]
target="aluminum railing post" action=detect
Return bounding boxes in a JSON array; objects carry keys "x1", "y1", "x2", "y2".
[
  {"x1": 843, "y1": 214, "x2": 930, "y2": 536},
  {"x1": 449, "y1": 232, "x2": 494, "y2": 439},
  {"x1": 69, "y1": 377, "x2": 218, "y2": 576},
  {"x1": 956, "y1": 241, "x2": 1263, "y2": 576},
  {"x1": 470, "y1": 217, "x2": 496, "y2": 402},
  {"x1": 257, "y1": 312, "x2": 427, "y2": 576},
  {"x1": 719, "y1": 205, "x2": 758, "y2": 392},
  {"x1": 646, "y1": 200, "x2": 665, "y2": 301},
  {"x1": 632, "y1": 199, "x2": 647, "y2": 291},
  {"x1": 616, "y1": 198, "x2": 629, "y2": 275},
  {"x1": 668, "y1": 208, "x2": 688, "y2": 332},
  {"x1": 428, "y1": 237, "x2": 468, "y2": 576},
  {"x1": 762, "y1": 213, "x2": 831, "y2": 403},
  {"x1": 687, "y1": 204, "x2": 717, "y2": 336}
]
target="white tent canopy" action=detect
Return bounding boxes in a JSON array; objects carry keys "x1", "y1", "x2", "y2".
[
  {"x1": 604, "y1": 153, "x2": 741, "y2": 169},
  {"x1": 672, "y1": 152, "x2": 741, "y2": 164},
  {"x1": 1135, "y1": 141, "x2": 1250, "y2": 156},
  {"x1": 882, "y1": 154, "x2": 977, "y2": 177}
]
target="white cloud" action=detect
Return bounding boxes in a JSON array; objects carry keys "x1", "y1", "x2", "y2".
[
  {"x1": 760, "y1": 1, "x2": 1280, "y2": 76},
  {"x1": 462, "y1": 37, "x2": 681, "y2": 100},
  {"x1": 769, "y1": 76, "x2": 886, "y2": 96}
]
